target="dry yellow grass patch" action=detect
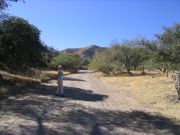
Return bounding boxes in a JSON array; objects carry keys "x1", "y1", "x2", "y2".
[
  {"x1": 0, "y1": 70, "x2": 70, "y2": 86},
  {"x1": 0, "y1": 70, "x2": 40, "y2": 82},
  {"x1": 41, "y1": 70, "x2": 70, "y2": 82},
  {"x1": 0, "y1": 70, "x2": 41, "y2": 94},
  {"x1": 42, "y1": 70, "x2": 70, "y2": 75},
  {"x1": 101, "y1": 71, "x2": 180, "y2": 121},
  {"x1": 0, "y1": 70, "x2": 70, "y2": 94}
]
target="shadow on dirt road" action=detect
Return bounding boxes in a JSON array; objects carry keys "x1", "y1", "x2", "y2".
[{"x1": 0, "y1": 71, "x2": 180, "y2": 135}]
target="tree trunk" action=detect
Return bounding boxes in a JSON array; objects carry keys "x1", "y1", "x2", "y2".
[
  {"x1": 0, "y1": 74, "x2": 3, "y2": 84},
  {"x1": 174, "y1": 72, "x2": 180, "y2": 102},
  {"x1": 127, "y1": 68, "x2": 131, "y2": 74},
  {"x1": 141, "y1": 66, "x2": 145, "y2": 75},
  {"x1": 162, "y1": 68, "x2": 166, "y2": 73},
  {"x1": 125, "y1": 63, "x2": 131, "y2": 74}
]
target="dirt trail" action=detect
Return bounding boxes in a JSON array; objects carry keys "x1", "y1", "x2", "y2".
[{"x1": 0, "y1": 70, "x2": 180, "y2": 135}]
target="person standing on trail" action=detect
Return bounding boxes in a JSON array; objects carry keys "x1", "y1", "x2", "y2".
[{"x1": 56, "y1": 66, "x2": 64, "y2": 97}]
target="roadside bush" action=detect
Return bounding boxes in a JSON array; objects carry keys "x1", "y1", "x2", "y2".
[{"x1": 50, "y1": 53, "x2": 83, "y2": 72}]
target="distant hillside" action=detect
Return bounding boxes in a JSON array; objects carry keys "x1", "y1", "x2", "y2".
[{"x1": 61, "y1": 45, "x2": 107, "y2": 60}]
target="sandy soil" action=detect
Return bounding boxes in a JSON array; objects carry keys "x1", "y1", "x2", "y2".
[{"x1": 0, "y1": 70, "x2": 180, "y2": 135}]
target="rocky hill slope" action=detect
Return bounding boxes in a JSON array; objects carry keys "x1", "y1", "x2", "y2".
[{"x1": 61, "y1": 45, "x2": 107, "y2": 60}]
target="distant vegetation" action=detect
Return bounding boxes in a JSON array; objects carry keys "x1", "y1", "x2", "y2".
[
  {"x1": 50, "y1": 53, "x2": 83, "y2": 73},
  {"x1": 89, "y1": 23, "x2": 180, "y2": 75}
]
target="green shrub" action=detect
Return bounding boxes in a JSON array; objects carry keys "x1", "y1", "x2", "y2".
[{"x1": 50, "y1": 53, "x2": 82, "y2": 72}]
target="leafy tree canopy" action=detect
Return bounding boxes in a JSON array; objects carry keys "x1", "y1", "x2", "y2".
[
  {"x1": 50, "y1": 53, "x2": 83, "y2": 72},
  {"x1": 0, "y1": 0, "x2": 22, "y2": 10},
  {"x1": 0, "y1": 16, "x2": 47, "y2": 70}
]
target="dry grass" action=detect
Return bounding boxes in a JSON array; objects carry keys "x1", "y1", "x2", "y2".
[
  {"x1": 0, "y1": 70, "x2": 70, "y2": 84},
  {"x1": 41, "y1": 70, "x2": 70, "y2": 76},
  {"x1": 0, "y1": 70, "x2": 41, "y2": 95},
  {"x1": 40, "y1": 70, "x2": 70, "y2": 82},
  {"x1": 101, "y1": 71, "x2": 180, "y2": 121},
  {"x1": 0, "y1": 70, "x2": 70, "y2": 93},
  {"x1": 0, "y1": 69, "x2": 70, "y2": 97},
  {"x1": 0, "y1": 70, "x2": 40, "y2": 83}
]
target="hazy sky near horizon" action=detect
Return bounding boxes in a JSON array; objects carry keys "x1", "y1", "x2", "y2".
[{"x1": 5, "y1": 0, "x2": 180, "y2": 50}]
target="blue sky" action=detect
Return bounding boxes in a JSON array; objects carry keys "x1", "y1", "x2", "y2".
[{"x1": 6, "y1": 0, "x2": 180, "y2": 50}]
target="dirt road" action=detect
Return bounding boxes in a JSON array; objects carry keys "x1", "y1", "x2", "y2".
[{"x1": 0, "y1": 70, "x2": 180, "y2": 135}]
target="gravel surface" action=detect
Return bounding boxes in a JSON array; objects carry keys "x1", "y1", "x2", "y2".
[{"x1": 0, "y1": 70, "x2": 180, "y2": 135}]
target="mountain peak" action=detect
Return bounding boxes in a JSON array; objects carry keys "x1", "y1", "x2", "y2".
[
  {"x1": 86, "y1": 45, "x2": 99, "y2": 48},
  {"x1": 61, "y1": 45, "x2": 107, "y2": 60}
]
